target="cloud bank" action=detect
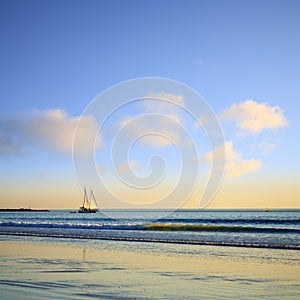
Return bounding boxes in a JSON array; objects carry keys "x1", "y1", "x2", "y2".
[
  {"x1": 221, "y1": 100, "x2": 288, "y2": 135},
  {"x1": 0, "y1": 109, "x2": 100, "y2": 157}
]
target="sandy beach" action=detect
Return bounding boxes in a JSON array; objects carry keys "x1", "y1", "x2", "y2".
[{"x1": 0, "y1": 239, "x2": 299, "y2": 299}]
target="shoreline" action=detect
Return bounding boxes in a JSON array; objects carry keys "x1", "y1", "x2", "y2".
[{"x1": 1, "y1": 231, "x2": 299, "y2": 250}]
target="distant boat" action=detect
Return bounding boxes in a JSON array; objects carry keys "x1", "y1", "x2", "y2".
[
  {"x1": 265, "y1": 208, "x2": 269, "y2": 212},
  {"x1": 78, "y1": 187, "x2": 98, "y2": 213}
]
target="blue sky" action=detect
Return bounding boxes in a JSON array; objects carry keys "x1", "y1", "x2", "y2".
[{"x1": 0, "y1": 0, "x2": 299, "y2": 208}]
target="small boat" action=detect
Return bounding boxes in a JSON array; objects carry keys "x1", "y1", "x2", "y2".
[
  {"x1": 78, "y1": 187, "x2": 98, "y2": 213},
  {"x1": 265, "y1": 208, "x2": 269, "y2": 212}
]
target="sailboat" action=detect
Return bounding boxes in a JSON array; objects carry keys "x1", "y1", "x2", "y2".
[{"x1": 78, "y1": 187, "x2": 98, "y2": 213}]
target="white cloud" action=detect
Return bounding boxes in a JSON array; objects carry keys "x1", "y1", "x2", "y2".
[
  {"x1": 0, "y1": 109, "x2": 100, "y2": 157},
  {"x1": 140, "y1": 129, "x2": 181, "y2": 148},
  {"x1": 143, "y1": 92, "x2": 185, "y2": 124},
  {"x1": 119, "y1": 115, "x2": 181, "y2": 148},
  {"x1": 221, "y1": 100, "x2": 288, "y2": 135},
  {"x1": 205, "y1": 141, "x2": 261, "y2": 178},
  {"x1": 118, "y1": 92, "x2": 185, "y2": 148},
  {"x1": 145, "y1": 92, "x2": 185, "y2": 112}
]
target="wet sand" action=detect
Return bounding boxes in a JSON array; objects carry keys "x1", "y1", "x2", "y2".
[{"x1": 0, "y1": 240, "x2": 299, "y2": 299}]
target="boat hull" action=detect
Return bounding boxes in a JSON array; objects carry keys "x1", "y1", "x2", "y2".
[{"x1": 78, "y1": 208, "x2": 98, "y2": 213}]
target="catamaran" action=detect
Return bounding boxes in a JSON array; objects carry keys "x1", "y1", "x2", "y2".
[{"x1": 78, "y1": 187, "x2": 98, "y2": 213}]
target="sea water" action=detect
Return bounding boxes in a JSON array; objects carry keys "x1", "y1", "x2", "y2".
[{"x1": 0, "y1": 209, "x2": 299, "y2": 250}]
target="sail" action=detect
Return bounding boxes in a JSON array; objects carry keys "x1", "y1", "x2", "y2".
[
  {"x1": 81, "y1": 186, "x2": 89, "y2": 209},
  {"x1": 78, "y1": 186, "x2": 98, "y2": 213},
  {"x1": 89, "y1": 189, "x2": 98, "y2": 210}
]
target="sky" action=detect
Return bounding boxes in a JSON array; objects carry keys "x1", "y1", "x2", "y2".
[{"x1": 0, "y1": 0, "x2": 299, "y2": 209}]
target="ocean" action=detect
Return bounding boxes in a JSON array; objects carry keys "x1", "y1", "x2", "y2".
[{"x1": 0, "y1": 209, "x2": 299, "y2": 250}]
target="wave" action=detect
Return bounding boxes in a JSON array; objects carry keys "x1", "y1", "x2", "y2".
[
  {"x1": 144, "y1": 224, "x2": 300, "y2": 234},
  {"x1": 0, "y1": 231, "x2": 299, "y2": 250},
  {"x1": 0, "y1": 221, "x2": 299, "y2": 234},
  {"x1": 159, "y1": 218, "x2": 300, "y2": 225},
  {"x1": 2, "y1": 216, "x2": 299, "y2": 225},
  {"x1": 0, "y1": 221, "x2": 144, "y2": 231}
]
